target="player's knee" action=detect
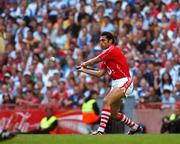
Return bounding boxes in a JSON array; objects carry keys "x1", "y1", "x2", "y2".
[
  {"x1": 111, "y1": 110, "x2": 119, "y2": 119},
  {"x1": 111, "y1": 112, "x2": 118, "y2": 119}
]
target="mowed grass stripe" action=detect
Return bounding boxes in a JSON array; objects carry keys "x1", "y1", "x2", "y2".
[{"x1": 1, "y1": 134, "x2": 180, "y2": 144}]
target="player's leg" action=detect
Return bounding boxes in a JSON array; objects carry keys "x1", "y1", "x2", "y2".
[
  {"x1": 111, "y1": 101, "x2": 141, "y2": 134},
  {"x1": 111, "y1": 98, "x2": 122, "y2": 119},
  {"x1": 92, "y1": 87, "x2": 124, "y2": 134}
]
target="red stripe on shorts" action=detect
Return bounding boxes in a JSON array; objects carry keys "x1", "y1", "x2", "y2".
[{"x1": 120, "y1": 77, "x2": 132, "y2": 93}]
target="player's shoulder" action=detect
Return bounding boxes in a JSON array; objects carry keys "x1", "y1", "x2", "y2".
[
  {"x1": 110, "y1": 45, "x2": 120, "y2": 50},
  {"x1": 108, "y1": 45, "x2": 118, "y2": 51},
  {"x1": 103, "y1": 45, "x2": 120, "y2": 54},
  {"x1": 112, "y1": 45, "x2": 122, "y2": 52}
]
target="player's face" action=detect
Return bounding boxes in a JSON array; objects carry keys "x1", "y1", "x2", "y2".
[{"x1": 99, "y1": 36, "x2": 111, "y2": 49}]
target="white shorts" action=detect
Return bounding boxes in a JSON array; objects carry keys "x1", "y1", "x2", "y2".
[{"x1": 111, "y1": 77, "x2": 133, "y2": 97}]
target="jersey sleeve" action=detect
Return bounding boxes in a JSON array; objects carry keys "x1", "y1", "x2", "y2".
[{"x1": 99, "y1": 62, "x2": 106, "y2": 70}]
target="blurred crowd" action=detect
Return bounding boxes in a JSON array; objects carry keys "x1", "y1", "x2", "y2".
[{"x1": 0, "y1": 0, "x2": 179, "y2": 109}]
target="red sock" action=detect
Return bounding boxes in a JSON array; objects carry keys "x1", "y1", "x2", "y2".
[
  {"x1": 98, "y1": 109, "x2": 111, "y2": 133},
  {"x1": 117, "y1": 113, "x2": 138, "y2": 129}
]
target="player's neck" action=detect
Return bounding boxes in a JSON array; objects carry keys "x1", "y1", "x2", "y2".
[{"x1": 107, "y1": 44, "x2": 114, "y2": 49}]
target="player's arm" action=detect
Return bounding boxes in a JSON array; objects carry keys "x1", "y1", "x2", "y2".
[
  {"x1": 81, "y1": 56, "x2": 102, "y2": 67},
  {"x1": 77, "y1": 67, "x2": 106, "y2": 78}
]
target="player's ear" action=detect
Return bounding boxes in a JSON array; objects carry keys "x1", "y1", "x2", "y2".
[{"x1": 109, "y1": 39, "x2": 113, "y2": 44}]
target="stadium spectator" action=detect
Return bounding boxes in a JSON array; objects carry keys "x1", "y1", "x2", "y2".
[
  {"x1": 139, "y1": 86, "x2": 161, "y2": 104},
  {"x1": 2, "y1": 92, "x2": 15, "y2": 104},
  {"x1": 0, "y1": 83, "x2": 9, "y2": 104},
  {"x1": 174, "y1": 81, "x2": 180, "y2": 101},
  {"x1": 42, "y1": 89, "x2": 57, "y2": 104},
  {"x1": 52, "y1": 78, "x2": 69, "y2": 107},
  {"x1": 77, "y1": 27, "x2": 92, "y2": 49},
  {"x1": 159, "y1": 71, "x2": 174, "y2": 93},
  {"x1": 64, "y1": 85, "x2": 84, "y2": 108},
  {"x1": 161, "y1": 85, "x2": 176, "y2": 109},
  {"x1": 100, "y1": 16, "x2": 115, "y2": 32},
  {"x1": 143, "y1": 60, "x2": 155, "y2": 87},
  {"x1": 33, "y1": 82, "x2": 44, "y2": 102},
  {"x1": 54, "y1": 27, "x2": 67, "y2": 49},
  {"x1": 131, "y1": 76, "x2": 140, "y2": 103},
  {"x1": 137, "y1": 78, "x2": 149, "y2": 100},
  {"x1": 16, "y1": 89, "x2": 40, "y2": 106},
  {"x1": 160, "y1": 60, "x2": 179, "y2": 86}
]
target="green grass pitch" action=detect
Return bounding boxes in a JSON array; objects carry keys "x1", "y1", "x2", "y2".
[{"x1": 1, "y1": 134, "x2": 180, "y2": 144}]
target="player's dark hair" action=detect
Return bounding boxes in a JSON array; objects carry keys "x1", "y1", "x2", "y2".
[{"x1": 101, "y1": 32, "x2": 115, "y2": 44}]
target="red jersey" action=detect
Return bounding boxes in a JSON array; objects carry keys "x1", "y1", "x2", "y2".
[{"x1": 98, "y1": 45, "x2": 130, "y2": 80}]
